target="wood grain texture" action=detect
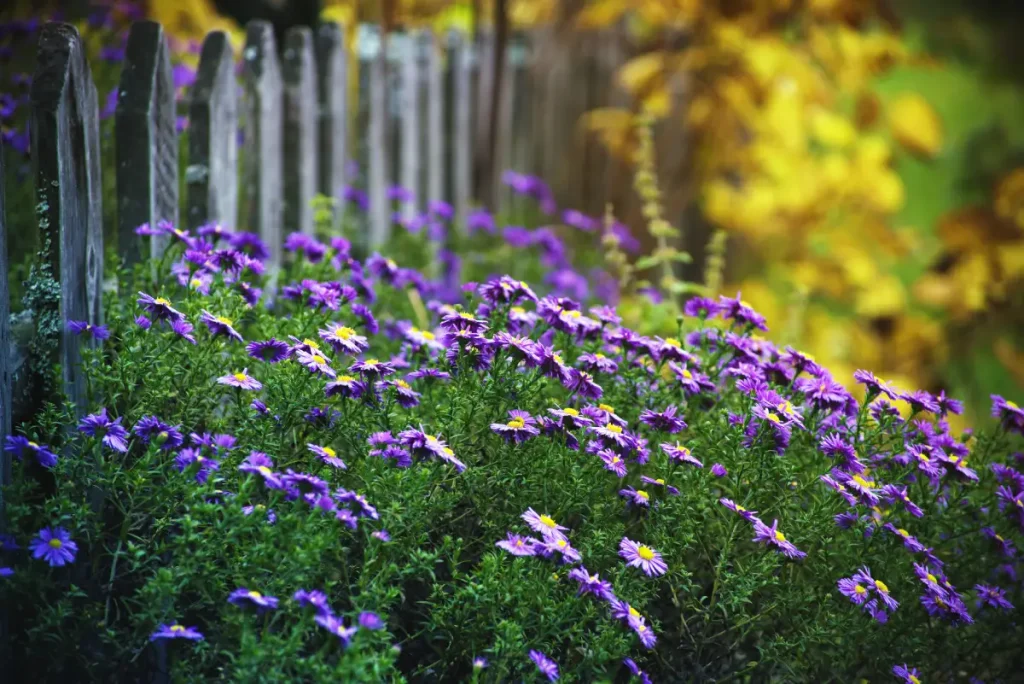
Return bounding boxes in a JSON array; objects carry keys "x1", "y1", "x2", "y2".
[
  {"x1": 241, "y1": 20, "x2": 284, "y2": 268},
  {"x1": 399, "y1": 30, "x2": 422, "y2": 219},
  {"x1": 115, "y1": 20, "x2": 177, "y2": 266},
  {"x1": 283, "y1": 26, "x2": 318, "y2": 236},
  {"x1": 30, "y1": 22, "x2": 103, "y2": 417},
  {"x1": 315, "y1": 22, "x2": 346, "y2": 227},
  {"x1": 367, "y1": 27, "x2": 390, "y2": 249},
  {"x1": 187, "y1": 31, "x2": 237, "y2": 231},
  {"x1": 451, "y1": 32, "x2": 472, "y2": 229},
  {"x1": 424, "y1": 31, "x2": 445, "y2": 207}
]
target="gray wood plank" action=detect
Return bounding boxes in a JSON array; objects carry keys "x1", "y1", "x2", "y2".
[
  {"x1": 399, "y1": 30, "x2": 422, "y2": 220},
  {"x1": 424, "y1": 31, "x2": 445, "y2": 209},
  {"x1": 367, "y1": 27, "x2": 389, "y2": 249},
  {"x1": 283, "y1": 26, "x2": 318, "y2": 236},
  {"x1": 186, "y1": 31, "x2": 237, "y2": 231},
  {"x1": 451, "y1": 32, "x2": 472, "y2": 228},
  {"x1": 30, "y1": 22, "x2": 103, "y2": 417},
  {"x1": 241, "y1": 20, "x2": 284, "y2": 268},
  {"x1": 115, "y1": 20, "x2": 177, "y2": 268},
  {"x1": 315, "y1": 22, "x2": 346, "y2": 229}
]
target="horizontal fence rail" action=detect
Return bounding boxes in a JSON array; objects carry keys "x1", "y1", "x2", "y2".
[{"x1": 0, "y1": 19, "x2": 660, "y2": 518}]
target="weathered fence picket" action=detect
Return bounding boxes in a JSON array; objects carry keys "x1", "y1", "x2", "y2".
[
  {"x1": 29, "y1": 22, "x2": 104, "y2": 417},
  {"x1": 451, "y1": 32, "x2": 473, "y2": 227},
  {"x1": 315, "y1": 22, "x2": 346, "y2": 223},
  {"x1": 282, "y1": 26, "x2": 318, "y2": 237},
  {"x1": 366, "y1": 26, "x2": 390, "y2": 249},
  {"x1": 424, "y1": 31, "x2": 445, "y2": 209},
  {"x1": 115, "y1": 20, "x2": 177, "y2": 267},
  {"x1": 186, "y1": 30, "x2": 237, "y2": 232},
  {"x1": 399, "y1": 30, "x2": 422, "y2": 220},
  {"x1": 241, "y1": 21, "x2": 284, "y2": 268}
]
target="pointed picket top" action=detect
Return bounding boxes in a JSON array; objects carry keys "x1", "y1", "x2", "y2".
[
  {"x1": 187, "y1": 30, "x2": 237, "y2": 232},
  {"x1": 241, "y1": 20, "x2": 284, "y2": 269},
  {"x1": 283, "y1": 26, "x2": 318, "y2": 236},
  {"x1": 29, "y1": 22, "x2": 103, "y2": 417},
  {"x1": 315, "y1": 22, "x2": 347, "y2": 227},
  {"x1": 115, "y1": 20, "x2": 177, "y2": 267}
]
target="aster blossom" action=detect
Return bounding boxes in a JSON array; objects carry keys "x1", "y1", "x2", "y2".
[
  {"x1": 150, "y1": 624, "x2": 204, "y2": 641},
  {"x1": 490, "y1": 409, "x2": 541, "y2": 444},
  {"x1": 4, "y1": 435, "x2": 58, "y2": 468},
  {"x1": 78, "y1": 409, "x2": 129, "y2": 453},
  {"x1": 29, "y1": 526, "x2": 78, "y2": 567},
  {"x1": 751, "y1": 519, "x2": 806, "y2": 559},
  {"x1": 619, "y1": 538, "x2": 668, "y2": 576}
]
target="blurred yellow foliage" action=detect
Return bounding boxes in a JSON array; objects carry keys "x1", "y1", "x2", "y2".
[{"x1": 888, "y1": 93, "x2": 944, "y2": 158}]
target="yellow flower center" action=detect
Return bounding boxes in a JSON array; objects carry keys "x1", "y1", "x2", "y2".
[
  {"x1": 774, "y1": 531, "x2": 786, "y2": 542},
  {"x1": 556, "y1": 540, "x2": 567, "y2": 549},
  {"x1": 323, "y1": 447, "x2": 336, "y2": 457},
  {"x1": 926, "y1": 573, "x2": 937, "y2": 584},
  {"x1": 28, "y1": 441, "x2": 38, "y2": 448},
  {"x1": 611, "y1": 456, "x2": 621, "y2": 464},
  {"x1": 459, "y1": 312, "x2": 474, "y2": 320},
  {"x1": 303, "y1": 338, "x2": 320, "y2": 349},
  {"x1": 257, "y1": 466, "x2": 272, "y2": 476},
  {"x1": 637, "y1": 546, "x2": 655, "y2": 561},
  {"x1": 665, "y1": 337, "x2": 681, "y2": 348},
  {"x1": 190, "y1": 278, "x2": 202, "y2": 287},
  {"x1": 170, "y1": 625, "x2": 186, "y2": 632},
  {"x1": 248, "y1": 591, "x2": 262, "y2": 599},
  {"x1": 565, "y1": 310, "x2": 581, "y2": 319},
  {"x1": 875, "y1": 580, "x2": 889, "y2": 593},
  {"x1": 1007, "y1": 400, "x2": 1019, "y2": 410},
  {"x1": 217, "y1": 316, "x2": 233, "y2": 326},
  {"x1": 395, "y1": 380, "x2": 411, "y2": 390},
  {"x1": 637, "y1": 624, "x2": 647, "y2": 633},
  {"x1": 514, "y1": 540, "x2": 524, "y2": 547},
  {"x1": 442, "y1": 447, "x2": 455, "y2": 457},
  {"x1": 897, "y1": 528, "x2": 909, "y2": 537},
  {"x1": 563, "y1": 408, "x2": 579, "y2": 417},
  {"x1": 233, "y1": 372, "x2": 248, "y2": 382},
  {"x1": 605, "y1": 424, "x2": 622, "y2": 433},
  {"x1": 854, "y1": 585, "x2": 867, "y2": 594},
  {"x1": 852, "y1": 475, "x2": 874, "y2": 489},
  {"x1": 655, "y1": 479, "x2": 665, "y2": 485},
  {"x1": 312, "y1": 355, "x2": 326, "y2": 364},
  {"x1": 781, "y1": 401, "x2": 795, "y2": 416},
  {"x1": 386, "y1": 259, "x2": 397, "y2": 269},
  {"x1": 48, "y1": 538, "x2": 62, "y2": 549},
  {"x1": 595, "y1": 353, "x2": 606, "y2": 359},
  {"x1": 364, "y1": 358, "x2": 379, "y2": 365},
  {"x1": 682, "y1": 369, "x2": 693, "y2": 379},
  {"x1": 334, "y1": 327, "x2": 355, "y2": 340},
  {"x1": 338, "y1": 375, "x2": 355, "y2": 383},
  {"x1": 819, "y1": 382, "x2": 826, "y2": 392},
  {"x1": 736, "y1": 505, "x2": 746, "y2": 512},
  {"x1": 539, "y1": 515, "x2": 557, "y2": 528},
  {"x1": 421, "y1": 331, "x2": 435, "y2": 340},
  {"x1": 636, "y1": 490, "x2": 649, "y2": 500},
  {"x1": 553, "y1": 354, "x2": 564, "y2": 364},
  {"x1": 599, "y1": 404, "x2": 616, "y2": 413},
  {"x1": 909, "y1": 676, "x2": 921, "y2": 684},
  {"x1": 996, "y1": 534, "x2": 1005, "y2": 542},
  {"x1": 919, "y1": 454, "x2": 931, "y2": 463},
  {"x1": 511, "y1": 306, "x2": 526, "y2": 315},
  {"x1": 507, "y1": 417, "x2": 526, "y2": 429},
  {"x1": 628, "y1": 606, "x2": 641, "y2": 618},
  {"x1": 154, "y1": 297, "x2": 171, "y2": 306},
  {"x1": 766, "y1": 411, "x2": 781, "y2": 424}
]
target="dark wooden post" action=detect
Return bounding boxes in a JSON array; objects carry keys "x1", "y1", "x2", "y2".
[
  {"x1": 283, "y1": 26, "x2": 318, "y2": 236},
  {"x1": 186, "y1": 31, "x2": 238, "y2": 231},
  {"x1": 315, "y1": 22, "x2": 346, "y2": 228},
  {"x1": 241, "y1": 20, "x2": 284, "y2": 268},
  {"x1": 367, "y1": 26, "x2": 390, "y2": 249},
  {"x1": 30, "y1": 22, "x2": 104, "y2": 416},
  {"x1": 115, "y1": 20, "x2": 178, "y2": 266}
]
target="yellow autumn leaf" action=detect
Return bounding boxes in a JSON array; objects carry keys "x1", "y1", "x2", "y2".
[
  {"x1": 855, "y1": 275, "x2": 906, "y2": 317},
  {"x1": 868, "y1": 168, "x2": 906, "y2": 214},
  {"x1": 582, "y1": 108, "x2": 635, "y2": 161},
  {"x1": 889, "y1": 93, "x2": 943, "y2": 158},
  {"x1": 617, "y1": 53, "x2": 665, "y2": 95},
  {"x1": 810, "y1": 109, "x2": 857, "y2": 149},
  {"x1": 575, "y1": 0, "x2": 629, "y2": 29}
]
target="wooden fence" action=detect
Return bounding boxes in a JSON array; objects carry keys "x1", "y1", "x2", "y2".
[{"x1": 0, "y1": 18, "x2": 675, "y2": 529}]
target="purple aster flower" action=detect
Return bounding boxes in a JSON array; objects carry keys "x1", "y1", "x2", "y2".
[
  {"x1": 536, "y1": 536, "x2": 582, "y2": 563},
  {"x1": 135, "y1": 315, "x2": 152, "y2": 330},
  {"x1": 325, "y1": 374, "x2": 367, "y2": 399},
  {"x1": 935, "y1": 390, "x2": 964, "y2": 417},
  {"x1": 478, "y1": 275, "x2": 538, "y2": 305},
  {"x1": 628, "y1": 613, "x2": 658, "y2": 649},
  {"x1": 4, "y1": 435, "x2": 58, "y2": 468},
  {"x1": 853, "y1": 566, "x2": 898, "y2": 612},
  {"x1": 521, "y1": 508, "x2": 568, "y2": 542},
  {"x1": 292, "y1": 589, "x2": 331, "y2": 615},
  {"x1": 718, "y1": 293, "x2": 768, "y2": 331},
  {"x1": 547, "y1": 407, "x2": 593, "y2": 431},
  {"x1": 174, "y1": 448, "x2": 220, "y2": 483},
  {"x1": 683, "y1": 296, "x2": 720, "y2": 318},
  {"x1": 466, "y1": 209, "x2": 495, "y2": 235},
  {"x1": 78, "y1": 409, "x2": 129, "y2": 453},
  {"x1": 565, "y1": 368, "x2": 604, "y2": 399},
  {"x1": 619, "y1": 538, "x2": 668, "y2": 576},
  {"x1": 838, "y1": 575, "x2": 872, "y2": 606},
  {"x1": 133, "y1": 416, "x2": 184, "y2": 450},
  {"x1": 473, "y1": 656, "x2": 489, "y2": 670},
  {"x1": 892, "y1": 664, "x2": 922, "y2": 683},
  {"x1": 639, "y1": 405, "x2": 687, "y2": 433},
  {"x1": 308, "y1": 443, "x2": 347, "y2": 469},
  {"x1": 981, "y1": 527, "x2": 1016, "y2": 558},
  {"x1": 599, "y1": 449, "x2": 628, "y2": 477},
  {"x1": 238, "y1": 452, "x2": 284, "y2": 489},
  {"x1": 491, "y1": 409, "x2": 541, "y2": 444},
  {"x1": 567, "y1": 566, "x2": 615, "y2": 601},
  {"x1": 496, "y1": 532, "x2": 538, "y2": 557},
  {"x1": 247, "y1": 338, "x2": 289, "y2": 363},
  {"x1": 315, "y1": 614, "x2": 358, "y2": 645},
  {"x1": 711, "y1": 463, "x2": 728, "y2": 477},
  {"x1": 639, "y1": 475, "x2": 680, "y2": 496},
  {"x1": 29, "y1": 526, "x2": 78, "y2": 567},
  {"x1": 719, "y1": 498, "x2": 759, "y2": 521},
  {"x1": 529, "y1": 650, "x2": 559, "y2": 682},
  {"x1": 359, "y1": 611, "x2": 385, "y2": 630},
  {"x1": 218, "y1": 369, "x2": 262, "y2": 391},
  {"x1": 319, "y1": 322, "x2": 369, "y2": 356},
  {"x1": 137, "y1": 292, "x2": 185, "y2": 322},
  {"x1": 373, "y1": 529, "x2": 391, "y2": 541},
  {"x1": 975, "y1": 583, "x2": 1014, "y2": 612},
  {"x1": 150, "y1": 624, "x2": 204, "y2": 641},
  {"x1": 169, "y1": 318, "x2": 197, "y2": 344},
  {"x1": 281, "y1": 470, "x2": 330, "y2": 500},
  {"x1": 751, "y1": 519, "x2": 806, "y2": 559},
  {"x1": 295, "y1": 349, "x2": 337, "y2": 378},
  {"x1": 67, "y1": 320, "x2": 110, "y2": 340},
  {"x1": 880, "y1": 484, "x2": 924, "y2": 518},
  {"x1": 377, "y1": 378, "x2": 420, "y2": 408},
  {"x1": 795, "y1": 373, "x2": 849, "y2": 410},
  {"x1": 619, "y1": 486, "x2": 652, "y2": 508},
  {"x1": 578, "y1": 351, "x2": 618, "y2": 375},
  {"x1": 200, "y1": 311, "x2": 243, "y2": 342},
  {"x1": 670, "y1": 362, "x2": 716, "y2": 395},
  {"x1": 661, "y1": 442, "x2": 703, "y2": 468},
  {"x1": 350, "y1": 357, "x2": 396, "y2": 380}
]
